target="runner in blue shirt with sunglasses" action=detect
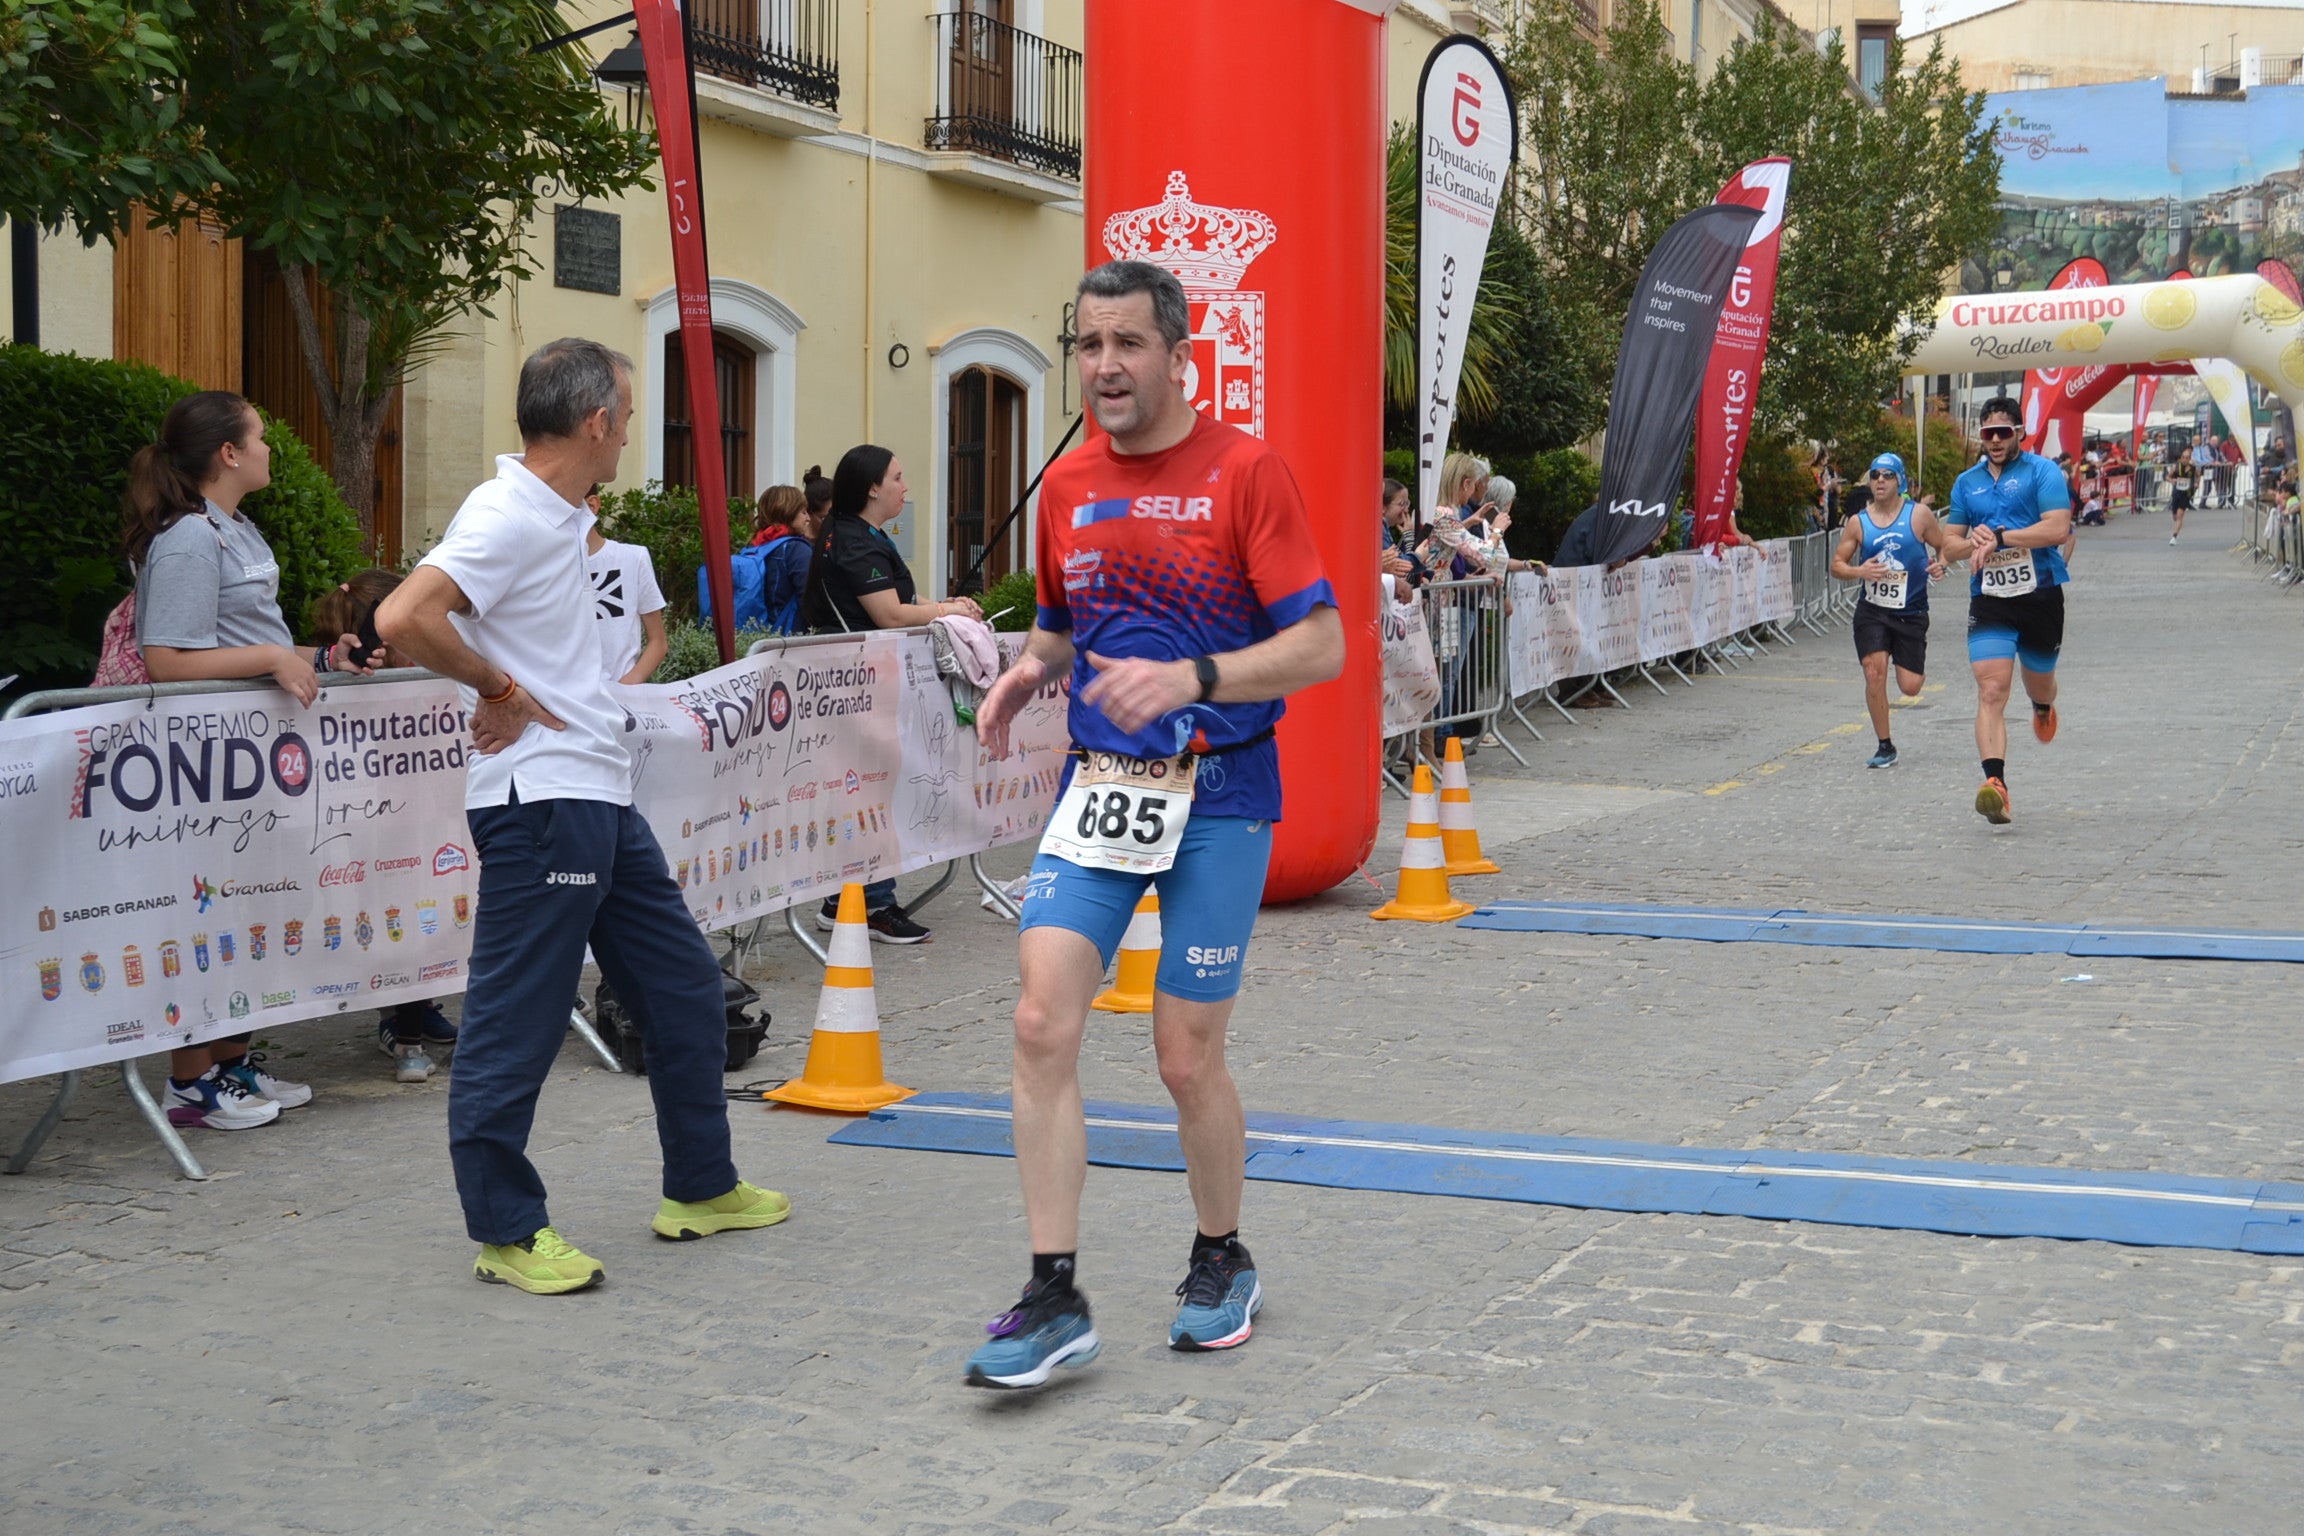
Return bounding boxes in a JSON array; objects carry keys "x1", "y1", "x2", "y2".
[{"x1": 1940, "y1": 396, "x2": 2073, "y2": 827}]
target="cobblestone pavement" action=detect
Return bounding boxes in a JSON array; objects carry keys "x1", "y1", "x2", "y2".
[{"x1": 8, "y1": 509, "x2": 2303, "y2": 1534}]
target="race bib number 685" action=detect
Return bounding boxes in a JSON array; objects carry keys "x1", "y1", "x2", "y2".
[{"x1": 1039, "y1": 750, "x2": 1196, "y2": 873}]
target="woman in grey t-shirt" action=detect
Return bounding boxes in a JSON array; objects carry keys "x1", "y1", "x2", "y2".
[{"x1": 122, "y1": 391, "x2": 364, "y2": 1129}]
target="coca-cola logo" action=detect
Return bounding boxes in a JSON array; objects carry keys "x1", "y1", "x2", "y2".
[{"x1": 321, "y1": 861, "x2": 366, "y2": 887}]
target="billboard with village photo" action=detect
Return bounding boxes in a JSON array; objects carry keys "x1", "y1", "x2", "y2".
[{"x1": 1965, "y1": 78, "x2": 2304, "y2": 293}]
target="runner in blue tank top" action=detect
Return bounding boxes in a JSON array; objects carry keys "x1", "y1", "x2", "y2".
[
  {"x1": 1830, "y1": 452, "x2": 1952, "y2": 769},
  {"x1": 1939, "y1": 395, "x2": 2073, "y2": 826}
]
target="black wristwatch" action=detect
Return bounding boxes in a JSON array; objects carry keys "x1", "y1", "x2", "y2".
[
  {"x1": 1192, "y1": 655, "x2": 1220, "y2": 702},
  {"x1": 1991, "y1": 526, "x2": 2007, "y2": 550}
]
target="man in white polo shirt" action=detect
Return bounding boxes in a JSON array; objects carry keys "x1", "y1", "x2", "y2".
[{"x1": 378, "y1": 337, "x2": 788, "y2": 1294}]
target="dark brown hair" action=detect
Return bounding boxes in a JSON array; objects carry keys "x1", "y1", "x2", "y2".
[
  {"x1": 803, "y1": 465, "x2": 834, "y2": 515},
  {"x1": 307, "y1": 569, "x2": 405, "y2": 663},
  {"x1": 122, "y1": 391, "x2": 260, "y2": 569}
]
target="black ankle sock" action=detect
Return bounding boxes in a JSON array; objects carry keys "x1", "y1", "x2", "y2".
[
  {"x1": 1031, "y1": 1252, "x2": 1076, "y2": 1293},
  {"x1": 2033, "y1": 700, "x2": 2052, "y2": 714},
  {"x1": 1878, "y1": 737, "x2": 1893, "y2": 752},
  {"x1": 1191, "y1": 1229, "x2": 1239, "y2": 1262},
  {"x1": 1983, "y1": 757, "x2": 2006, "y2": 782}
]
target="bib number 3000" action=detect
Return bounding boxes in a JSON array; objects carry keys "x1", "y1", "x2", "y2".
[{"x1": 1040, "y1": 750, "x2": 1196, "y2": 873}]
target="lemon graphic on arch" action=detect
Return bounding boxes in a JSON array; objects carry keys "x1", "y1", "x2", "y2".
[
  {"x1": 2254, "y1": 284, "x2": 2303, "y2": 326},
  {"x1": 2057, "y1": 322, "x2": 2106, "y2": 353},
  {"x1": 2145, "y1": 285, "x2": 2197, "y2": 330},
  {"x1": 2281, "y1": 338, "x2": 2304, "y2": 388}
]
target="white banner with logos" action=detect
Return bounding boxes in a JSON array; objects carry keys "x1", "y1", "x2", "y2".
[
  {"x1": 1414, "y1": 35, "x2": 1518, "y2": 522},
  {"x1": 0, "y1": 633, "x2": 1069, "y2": 1085},
  {"x1": 1485, "y1": 540, "x2": 1801, "y2": 701},
  {"x1": 1380, "y1": 597, "x2": 1444, "y2": 736}
]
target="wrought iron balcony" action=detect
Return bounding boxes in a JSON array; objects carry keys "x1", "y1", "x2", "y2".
[
  {"x1": 690, "y1": 0, "x2": 840, "y2": 113},
  {"x1": 924, "y1": 11, "x2": 1083, "y2": 183}
]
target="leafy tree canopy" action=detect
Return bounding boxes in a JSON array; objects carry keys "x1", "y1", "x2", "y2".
[{"x1": 1505, "y1": 1, "x2": 2001, "y2": 454}]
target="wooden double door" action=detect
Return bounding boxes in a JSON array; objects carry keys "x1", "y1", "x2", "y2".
[{"x1": 948, "y1": 364, "x2": 1027, "y2": 590}]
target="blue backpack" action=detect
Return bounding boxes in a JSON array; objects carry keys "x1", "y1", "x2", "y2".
[{"x1": 700, "y1": 535, "x2": 812, "y2": 635}]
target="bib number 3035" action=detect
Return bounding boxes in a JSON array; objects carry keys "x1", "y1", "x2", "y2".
[
  {"x1": 1979, "y1": 545, "x2": 2038, "y2": 598},
  {"x1": 1040, "y1": 750, "x2": 1196, "y2": 873}
]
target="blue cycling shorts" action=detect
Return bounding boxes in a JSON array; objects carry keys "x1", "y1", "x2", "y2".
[{"x1": 1017, "y1": 814, "x2": 1272, "y2": 1002}]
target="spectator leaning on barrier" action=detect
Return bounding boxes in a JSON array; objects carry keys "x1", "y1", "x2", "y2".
[
  {"x1": 583, "y1": 486, "x2": 669, "y2": 684},
  {"x1": 376, "y1": 337, "x2": 790, "y2": 1296},
  {"x1": 800, "y1": 442, "x2": 982, "y2": 943},
  {"x1": 126, "y1": 390, "x2": 373, "y2": 1130},
  {"x1": 310, "y1": 571, "x2": 462, "y2": 1083},
  {"x1": 1379, "y1": 478, "x2": 1427, "y2": 593}
]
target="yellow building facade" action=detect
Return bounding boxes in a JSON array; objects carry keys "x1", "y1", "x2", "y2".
[
  {"x1": 1902, "y1": 0, "x2": 2304, "y2": 95},
  {"x1": 3, "y1": 2, "x2": 1518, "y2": 597}
]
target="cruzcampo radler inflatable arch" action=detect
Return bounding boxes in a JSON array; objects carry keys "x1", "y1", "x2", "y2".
[
  {"x1": 1904, "y1": 273, "x2": 2304, "y2": 420},
  {"x1": 1084, "y1": 0, "x2": 1390, "y2": 903}
]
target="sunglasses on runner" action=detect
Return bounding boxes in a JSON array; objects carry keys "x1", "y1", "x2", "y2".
[
  {"x1": 1979, "y1": 425, "x2": 2019, "y2": 441},
  {"x1": 1867, "y1": 470, "x2": 1898, "y2": 480}
]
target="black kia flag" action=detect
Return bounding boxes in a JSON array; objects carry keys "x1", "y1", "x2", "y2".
[{"x1": 1590, "y1": 204, "x2": 1761, "y2": 568}]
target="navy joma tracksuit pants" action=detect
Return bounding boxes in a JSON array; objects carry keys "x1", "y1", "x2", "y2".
[{"x1": 449, "y1": 791, "x2": 736, "y2": 1245}]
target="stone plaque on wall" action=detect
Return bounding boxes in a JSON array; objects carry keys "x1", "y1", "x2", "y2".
[{"x1": 554, "y1": 205, "x2": 621, "y2": 296}]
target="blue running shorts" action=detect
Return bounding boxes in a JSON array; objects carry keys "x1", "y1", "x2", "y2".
[
  {"x1": 1967, "y1": 584, "x2": 2064, "y2": 673},
  {"x1": 1017, "y1": 815, "x2": 1272, "y2": 1002}
]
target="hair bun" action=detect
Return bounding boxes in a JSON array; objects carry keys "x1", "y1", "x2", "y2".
[{"x1": 804, "y1": 464, "x2": 821, "y2": 479}]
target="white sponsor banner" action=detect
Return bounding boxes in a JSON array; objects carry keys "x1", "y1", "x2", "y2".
[
  {"x1": 1760, "y1": 540, "x2": 1794, "y2": 620},
  {"x1": 1639, "y1": 555, "x2": 1698, "y2": 659},
  {"x1": 1414, "y1": 36, "x2": 1517, "y2": 521},
  {"x1": 1505, "y1": 571, "x2": 1550, "y2": 696},
  {"x1": 1380, "y1": 598, "x2": 1445, "y2": 736},
  {"x1": 0, "y1": 635, "x2": 1069, "y2": 1086},
  {"x1": 1729, "y1": 543, "x2": 1764, "y2": 632}
]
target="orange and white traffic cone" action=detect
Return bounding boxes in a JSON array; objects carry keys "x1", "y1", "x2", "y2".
[
  {"x1": 1438, "y1": 737, "x2": 1500, "y2": 877},
  {"x1": 1371, "y1": 764, "x2": 1476, "y2": 922},
  {"x1": 765, "y1": 882, "x2": 914, "y2": 1113},
  {"x1": 1092, "y1": 892, "x2": 1160, "y2": 1014}
]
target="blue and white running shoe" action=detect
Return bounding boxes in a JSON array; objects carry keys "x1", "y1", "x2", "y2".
[
  {"x1": 964, "y1": 1276, "x2": 1101, "y2": 1389},
  {"x1": 1170, "y1": 1242, "x2": 1261, "y2": 1351}
]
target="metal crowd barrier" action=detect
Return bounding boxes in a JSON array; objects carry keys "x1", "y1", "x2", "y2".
[
  {"x1": 3, "y1": 629, "x2": 1005, "y2": 1181},
  {"x1": 1378, "y1": 577, "x2": 1519, "y2": 794}
]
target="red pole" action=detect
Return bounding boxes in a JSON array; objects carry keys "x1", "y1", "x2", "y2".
[{"x1": 634, "y1": 0, "x2": 736, "y2": 664}]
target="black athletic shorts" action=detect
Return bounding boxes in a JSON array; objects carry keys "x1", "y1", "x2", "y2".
[
  {"x1": 2170, "y1": 487, "x2": 2193, "y2": 512},
  {"x1": 1967, "y1": 582, "x2": 2065, "y2": 672},
  {"x1": 1853, "y1": 600, "x2": 1928, "y2": 674}
]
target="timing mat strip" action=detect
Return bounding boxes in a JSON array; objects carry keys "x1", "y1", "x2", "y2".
[
  {"x1": 826, "y1": 1093, "x2": 2304, "y2": 1254},
  {"x1": 1455, "y1": 901, "x2": 2304, "y2": 963}
]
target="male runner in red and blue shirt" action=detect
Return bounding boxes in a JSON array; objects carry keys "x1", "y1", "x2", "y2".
[{"x1": 967, "y1": 259, "x2": 1343, "y2": 1388}]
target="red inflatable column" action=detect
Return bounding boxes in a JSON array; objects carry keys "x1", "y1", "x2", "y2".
[{"x1": 1085, "y1": 0, "x2": 1389, "y2": 904}]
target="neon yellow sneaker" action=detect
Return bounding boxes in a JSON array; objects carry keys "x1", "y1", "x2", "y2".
[
  {"x1": 652, "y1": 1180, "x2": 792, "y2": 1240},
  {"x1": 473, "y1": 1226, "x2": 603, "y2": 1294}
]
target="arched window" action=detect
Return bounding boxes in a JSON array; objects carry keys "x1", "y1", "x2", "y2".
[
  {"x1": 947, "y1": 364, "x2": 1028, "y2": 586},
  {"x1": 663, "y1": 329, "x2": 757, "y2": 503}
]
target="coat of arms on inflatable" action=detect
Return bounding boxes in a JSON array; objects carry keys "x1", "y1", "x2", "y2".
[{"x1": 1101, "y1": 171, "x2": 1278, "y2": 437}]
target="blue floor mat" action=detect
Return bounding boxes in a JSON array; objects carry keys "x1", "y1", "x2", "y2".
[
  {"x1": 1459, "y1": 901, "x2": 2304, "y2": 964},
  {"x1": 828, "y1": 1093, "x2": 2304, "y2": 1255}
]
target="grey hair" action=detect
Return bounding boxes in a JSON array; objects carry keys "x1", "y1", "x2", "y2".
[
  {"x1": 1485, "y1": 474, "x2": 1516, "y2": 512},
  {"x1": 517, "y1": 337, "x2": 634, "y2": 442},
  {"x1": 1077, "y1": 260, "x2": 1190, "y2": 349}
]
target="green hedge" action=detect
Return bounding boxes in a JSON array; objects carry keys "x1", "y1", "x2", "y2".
[{"x1": 0, "y1": 346, "x2": 362, "y2": 700}]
